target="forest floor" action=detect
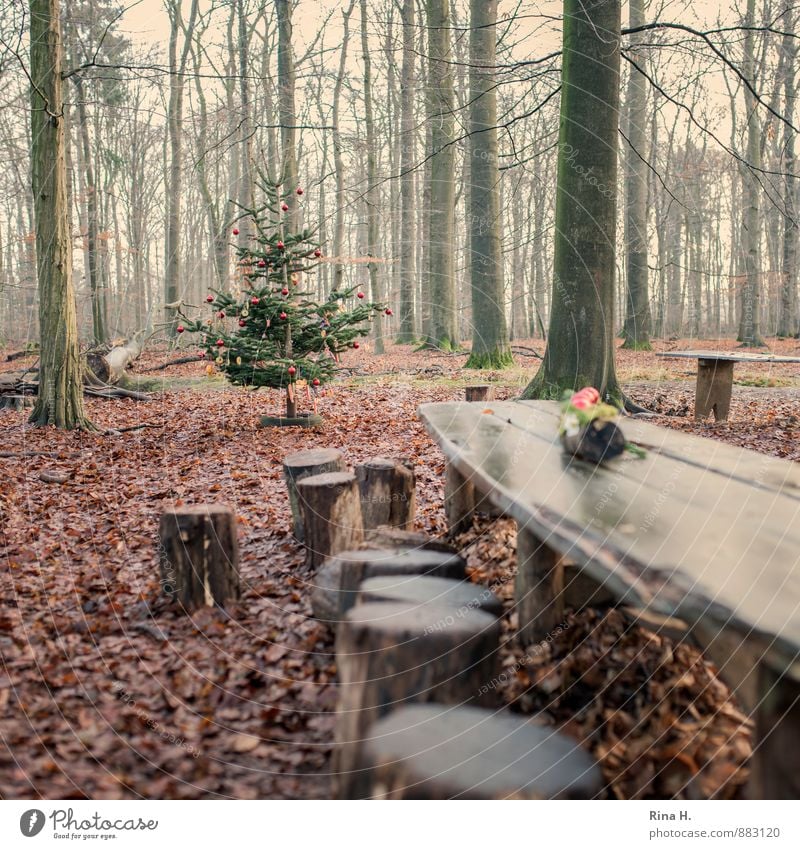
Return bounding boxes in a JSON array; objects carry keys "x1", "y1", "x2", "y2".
[{"x1": 0, "y1": 336, "x2": 798, "y2": 799}]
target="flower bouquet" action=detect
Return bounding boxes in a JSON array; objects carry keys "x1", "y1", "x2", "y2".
[{"x1": 559, "y1": 387, "x2": 645, "y2": 463}]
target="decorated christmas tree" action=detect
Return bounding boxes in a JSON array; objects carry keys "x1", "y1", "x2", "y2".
[{"x1": 177, "y1": 176, "x2": 386, "y2": 424}]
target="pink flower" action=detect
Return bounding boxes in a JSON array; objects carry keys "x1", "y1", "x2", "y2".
[
  {"x1": 579, "y1": 386, "x2": 600, "y2": 404},
  {"x1": 571, "y1": 395, "x2": 590, "y2": 410}
]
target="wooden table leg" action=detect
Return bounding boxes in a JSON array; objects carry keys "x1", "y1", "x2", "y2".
[
  {"x1": 751, "y1": 664, "x2": 800, "y2": 799},
  {"x1": 444, "y1": 461, "x2": 476, "y2": 536},
  {"x1": 695, "y1": 358, "x2": 734, "y2": 421},
  {"x1": 515, "y1": 527, "x2": 564, "y2": 646}
]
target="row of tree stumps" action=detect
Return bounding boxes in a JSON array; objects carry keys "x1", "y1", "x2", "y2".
[{"x1": 155, "y1": 444, "x2": 602, "y2": 799}]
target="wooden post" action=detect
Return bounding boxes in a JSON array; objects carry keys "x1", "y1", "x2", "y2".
[
  {"x1": 355, "y1": 457, "x2": 416, "y2": 530},
  {"x1": 158, "y1": 504, "x2": 240, "y2": 610},
  {"x1": 444, "y1": 461, "x2": 476, "y2": 536},
  {"x1": 515, "y1": 527, "x2": 564, "y2": 646},
  {"x1": 333, "y1": 601, "x2": 501, "y2": 798},
  {"x1": 752, "y1": 664, "x2": 800, "y2": 799},
  {"x1": 465, "y1": 385, "x2": 494, "y2": 402},
  {"x1": 282, "y1": 448, "x2": 346, "y2": 541},
  {"x1": 358, "y1": 704, "x2": 602, "y2": 799},
  {"x1": 695, "y1": 358, "x2": 734, "y2": 421},
  {"x1": 297, "y1": 471, "x2": 364, "y2": 568}
]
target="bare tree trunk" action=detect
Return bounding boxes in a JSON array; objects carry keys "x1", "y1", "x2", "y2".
[
  {"x1": 332, "y1": 2, "x2": 355, "y2": 294},
  {"x1": 397, "y1": 0, "x2": 417, "y2": 341},
  {"x1": 621, "y1": 0, "x2": 651, "y2": 349},
  {"x1": 360, "y1": 0, "x2": 385, "y2": 353},
  {"x1": 275, "y1": 0, "x2": 298, "y2": 225},
  {"x1": 164, "y1": 0, "x2": 199, "y2": 334},
  {"x1": 28, "y1": 0, "x2": 92, "y2": 429},
  {"x1": 780, "y1": 3, "x2": 798, "y2": 337},
  {"x1": 425, "y1": 0, "x2": 458, "y2": 349},
  {"x1": 522, "y1": 0, "x2": 622, "y2": 400},
  {"x1": 465, "y1": 0, "x2": 511, "y2": 368},
  {"x1": 738, "y1": 0, "x2": 765, "y2": 346}
]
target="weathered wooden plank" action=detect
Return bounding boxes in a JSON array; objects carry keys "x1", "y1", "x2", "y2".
[
  {"x1": 658, "y1": 351, "x2": 800, "y2": 363},
  {"x1": 418, "y1": 401, "x2": 800, "y2": 670},
  {"x1": 520, "y1": 400, "x2": 800, "y2": 501}
]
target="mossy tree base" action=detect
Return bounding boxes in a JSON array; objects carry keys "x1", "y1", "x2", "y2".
[
  {"x1": 464, "y1": 348, "x2": 514, "y2": 370},
  {"x1": 621, "y1": 337, "x2": 652, "y2": 351},
  {"x1": 520, "y1": 369, "x2": 623, "y2": 408}
]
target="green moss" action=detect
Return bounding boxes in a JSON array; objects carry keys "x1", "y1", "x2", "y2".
[
  {"x1": 464, "y1": 348, "x2": 514, "y2": 370},
  {"x1": 620, "y1": 338, "x2": 652, "y2": 351}
]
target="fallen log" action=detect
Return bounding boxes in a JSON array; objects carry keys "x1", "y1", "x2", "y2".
[{"x1": 85, "y1": 333, "x2": 145, "y2": 385}]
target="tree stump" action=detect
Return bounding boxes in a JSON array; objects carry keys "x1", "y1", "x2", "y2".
[
  {"x1": 355, "y1": 457, "x2": 416, "y2": 530},
  {"x1": 297, "y1": 471, "x2": 363, "y2": 568},
  {"x1": 363, "y1": 526, "x2": 456, "y2": 554},
  {"x1": 358, "y1": 704, "x2": 602, "y2": 799},
  {"x1": 158, "y1": 504, "x2": 240, "y2": 610},
  {"x1": 357, "y1": 575, "x2": 503, "y2": 618},
  {"x1": 465, "y1": 385, "x2": 494, "y2": 402},
  {"x1": 0, "y1": 395, "x2": 35, "y2": 411},
  {"x1": 333, "y1": 601, "x2": 501, "y2": 798},
  {"x1": 283, "y1": 448, "x2": 346, "y2": 541},
  {"x1": 311, "y1": 547, "x2": 467, "y2": 624}
]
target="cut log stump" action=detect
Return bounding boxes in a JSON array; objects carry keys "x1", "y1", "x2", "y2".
[
  {"x1": 363, "y1": 526, "x2": 456, "y2": 554},
  {"x1": 158, "y1": 504, "x2": 240, "y2": 611},
  {"x1": 333, "y1": 601, "x2": 501, "y2": 798},
  {"x1": 297, "y1": 471, "x2": 363, "y2": 568},
  {"x1": 282, "y1": 448, "x2": 346, "y2": 542},
  {"x1": 695, "y1": 358, "x2": 734, "y2": 421},
  {"x1": 355, "y1": 457, "x2": 416, "y2": 530},
  {"x1": 465, "y1": 385, "x2": 494, "y2": 402},
  {"x1": 310, "y1": 547, "x2": 466, "y2": 624},
  {"x1": 357, "y1": 575, "x2": 503, "y2": 618},
  {"x1": 359, "y1": 704, "x2": 602, "y2": 799}
]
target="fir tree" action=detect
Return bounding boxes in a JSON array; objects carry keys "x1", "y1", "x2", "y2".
[{"x1": 178, "y1": 177, "x2": 385, "y2": 420}]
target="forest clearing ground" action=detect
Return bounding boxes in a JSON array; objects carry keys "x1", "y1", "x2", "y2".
[{"x1": 0, "y1": 338, "x2": 797, "y2": 798}]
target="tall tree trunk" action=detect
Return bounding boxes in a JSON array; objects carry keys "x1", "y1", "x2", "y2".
[
  {"x1": 360, "y1": 0, "x2": 384, "y2": 353},
  {"x1": 738, "y1": 0, "x2": 765, "y2": 345},
  {"x1": 522, "y1": 0, "x2": 622, "y2": 400},
  {"x1": 779, "y1": 3, "x2": 798, "y2": 337},
  {"x1": 332, "y1": 1, "x2": 355, "y2": 294},
  {"x1": 275, "y1": 0, "x2": 298, "y2": 227},
  {"x1": 397, "y1": 0, "x2": 416, "y2": 341},
  {"x1": 164, "y1": 0, "x2": 199, "y2": 334},
  {"x1": 28, "y1": 0, "x2": 91, "y2": 429},
  {"x1": 621, "y1": 0, "x2": 651, "y2": 349},
  {"x1": 425, "y1": 0, "x2": 458, "y2": 349},
  {"x1": 465, "y1": 0, "x2": 511, "y2": 368},
  {"x1": 236, "y1": 0, "x2": 255, "y2": 241}
]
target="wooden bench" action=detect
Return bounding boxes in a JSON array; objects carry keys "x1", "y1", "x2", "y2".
[
  {"x1": 419, "y1": 399, "x2": 800, "y2": 799},
  {"x1": 657, "y1": 350, "x2": 800, "y2": 421}
]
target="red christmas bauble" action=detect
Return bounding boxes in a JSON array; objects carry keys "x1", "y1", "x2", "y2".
[
  {"x1": 312, "y1": 378, "x2": 320, "y2": 386},
  {"x1": 281, "y1": 203, "x2": 289, "y2": 212},
  {"x1": 232, "y1": 228, "x2": 239, "y2": 236},
  {"x1": 353, "y1": 341, "x2": 360, "y2": 349},
  {"x1": 238, "y1": 319, "x2": 246, "y2": 327},
  {"x1": 357, "y1": 292, "x2": 365, "y2": 299},
  {"x1": 288, "y1": 365, "x2": 296, "y2": 376},
  {"x1": 296, "y1": 187, "x2": 304, "y2": 196},
  {"x1": 198, "y1": 352, "x2": 205, "y2": 359},
  {"x1": 281, "y1": 287, "x2": 289, "y2": 296},
  {"x1": 216, "y1": 339, "x2": 225, "y2": 347},
  {"x1": 279, "y1": 312, "x2": 287, "y2": 320},
  {"x1": 217, "y1": 310, "x2": 225, "y2": 319},
  {"x1": 258, "y1": 260, "x2": 266, "y2": 267},
  {"x1": 277, "y1": 240, "x2": 285, "y2": 250},
  {"x1": 385, "y1": 308, "x2": 393, "y2": 316},
  {"x1": 176, "y1": 325, "x2": 185, "y2": 333},
  {"x1": 250, "y1": 296, "x2": 259, "y2": 305},
  {"x1": 206, "y1": 295, "x2": 214, "y2": 303},
  {"x1": 314, "y1": 249, "x2": 322, "y2": 258}
]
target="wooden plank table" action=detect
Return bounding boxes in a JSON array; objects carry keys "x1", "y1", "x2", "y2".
[
  {"x1": 657, "y1": 350, "x2": 800, "y2": 421},
  {"x1": 418, "y1": 399, "x2": 800, "y2": 798}
]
